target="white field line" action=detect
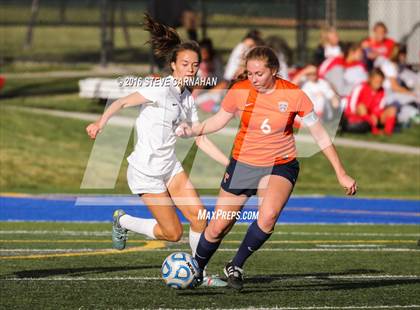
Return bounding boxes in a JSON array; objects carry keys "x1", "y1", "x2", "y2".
[
  {"x1": 0, "y1": 230, "x2": 111, "y2": 236},
  {"x1": 1, "y1": 275, "x2": 420, "y2": 282},
  {"x1": 0, "y1": 248, "x2": 98, "y2": 253},
  {"x1": 2, "y1": 248, "x2": 418, "y2": 253},
  {"x1": 316, "y1": 245, "x2": 386, "y2": 248},
  {"x1": 1, "y1": 230, "x2": 419, "y2": 238}
]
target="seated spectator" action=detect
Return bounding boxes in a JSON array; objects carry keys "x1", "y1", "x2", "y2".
[
  {"x1": 319, "y1": 42, "x2": 367, "y2": 96},
  {"x1": 301, "y1": 65, "x2": 340, "y2": 121},
  {"x1": 193, "y1": 38, "x2": 225, "y2": 112},
  {"x1": 197, "y1": 38, "x2": 224, "y2": 84},
  {"x1": 344, "y1": 68, "x2": 397, "y2": 135},
  {"x1": 362, "y1": 22, "x2": 396, "y2": 69},
  {"x1": 266, "y1": 35, "x2": 293, "y2": 80},
  {"x1": 374, "y1": 50, "x2": 419, "y2": 127},
  {"x1": 313, "y1": 26, "x2": 343, "y2": 65},
  {"x1": 196, "y1": 30, "x2": 264, "y2": 113},
  {"x1": 223, "y1": 29, "x2": 264, "y2": 83}
]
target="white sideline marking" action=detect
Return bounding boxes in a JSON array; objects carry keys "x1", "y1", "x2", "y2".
[
  {"x1": 2, "y1": 275, "x2": 419, "y2": 282},
  {"x1": 0, "y1": 230, "x2": 110, "y2": 236},
  {"x1": 138, "y1": 248, "x2": 419, "y2": 252},
  {"x1": 0, "y1": 249, "x2": 98, "y2": 253},
  {"x1": 1, "y1": 230, "x2": 419, "y2": 238},
  {"x1": 316, "y1": 245, "x2": 385, "y2": 248},
  {"x1": 1, "y1": 248, "x2": 418, "y2": 253}
]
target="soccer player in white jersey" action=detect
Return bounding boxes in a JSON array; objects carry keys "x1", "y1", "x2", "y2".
[{"x1": 86, "y1": 14, "x2": 228, "y2": 287}]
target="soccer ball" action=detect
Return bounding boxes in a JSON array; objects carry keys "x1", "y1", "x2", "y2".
[{"x1": 161, "y1": 252, "x2": 199, "y2": 289}]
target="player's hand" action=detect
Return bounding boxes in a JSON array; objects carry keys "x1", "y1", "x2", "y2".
[
  {"x1": 86, "y1": 122, "x2": 102, "y2": 139},
  {"x1": 175, "y1": 123, "x2": 193, "y2": 138},
  {"x1": 337, "y1": 173, "x2": 357, "y2": 196}
]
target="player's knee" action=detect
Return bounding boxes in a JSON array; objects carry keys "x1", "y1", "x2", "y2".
[
  {"x1": 189, "y1": 218, "x2": 206, "y2": 233},
  {"x1": 258, "y1": 212, "x2": 278, "y2": 232},
  {"x1": 207, "y1": 223, "x2": 227, "y2": 240},
  {"x1": 163, "y1": 227, "x2": 183, "y2": 242},
  {"x1": 186, "y1": 209, "x2": 207, "y2": 232}
]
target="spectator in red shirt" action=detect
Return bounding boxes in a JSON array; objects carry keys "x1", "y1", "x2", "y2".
[
  {"x1": 344, "y1": 68, "x2": 397, "y2": 135},
  {"x1": 318, "y1": 42, "x2": 367, "y2": 96},
  {"x1": 362, "y1": 22, "x2": 396, "y2": 68}
]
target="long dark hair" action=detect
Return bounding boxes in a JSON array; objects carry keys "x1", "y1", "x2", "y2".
[{"x1": 143, "y1": 13, "x2": 201, "y2": 67}]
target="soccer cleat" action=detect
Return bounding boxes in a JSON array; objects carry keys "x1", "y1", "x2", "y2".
[
  {"x1": 202, "y1": 275, "x2": 228, "y2": 287},
  {"x1": 112, "y1": 209, "x2": 127, "y2": 250},
  {"x1": 223, "y1": 261, "x2": 244, "y2": 290},
  {"x1": 189, "y1": 269, "x2": 204, "y2": 289}
]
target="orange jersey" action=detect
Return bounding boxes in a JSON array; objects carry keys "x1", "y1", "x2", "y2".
[{"x1": 221, "y1": 78, "x2": 314, "y2": 166}]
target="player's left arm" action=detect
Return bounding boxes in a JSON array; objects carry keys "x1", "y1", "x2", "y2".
[
  {"x1": 305, "y1": 117, "x2": 357, "y2": 195},
  {"x1": 299, "y1": 88, "x2": 357, "y2": 196}
]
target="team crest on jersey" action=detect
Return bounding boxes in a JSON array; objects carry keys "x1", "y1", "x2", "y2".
[{"x1": 278, "y1": 101, "x2": 288, "y2": 112}]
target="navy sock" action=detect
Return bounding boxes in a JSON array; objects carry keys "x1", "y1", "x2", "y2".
[
  {"x1": 194, "y1": 233, "x2": 221, "y2": 271},
  {"x1": 231, "y1": 221, "x2": 272, "y2": 268}
]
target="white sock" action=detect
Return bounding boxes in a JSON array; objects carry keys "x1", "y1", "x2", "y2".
[
  {"x1": 119, "y1": 214, "x2": 157, "y2": 239},
  {"x1": 189, "y1": 228, "x2": 202, "y2": 256}
]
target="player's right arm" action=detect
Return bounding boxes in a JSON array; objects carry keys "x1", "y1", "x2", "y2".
[
  {"x1": 86, "y1": 92, "x2": 149, "y2": 139},
  {"x1": 193, "y1": 108, "x2": 235, "y2": 136},
  {"x1": 176, "y1": 108, "x2": 235, "y2": 138}
]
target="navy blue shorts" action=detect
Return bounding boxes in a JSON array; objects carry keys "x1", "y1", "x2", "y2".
[{"x1": 221, "y1": 158, "x2": 300, "y2": 197}]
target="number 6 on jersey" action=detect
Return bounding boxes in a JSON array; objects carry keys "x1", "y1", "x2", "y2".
[{"x1": 260, "y1": 118, "x2": 271, "y2": 134}]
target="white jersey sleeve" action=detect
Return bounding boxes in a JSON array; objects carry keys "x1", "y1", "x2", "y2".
[
  {"x1": 181, "y1": 90, "x2": 199, "y2": 124},
  {"x1": 137, "y1": 85, "x2": 164, "y2": 104}
]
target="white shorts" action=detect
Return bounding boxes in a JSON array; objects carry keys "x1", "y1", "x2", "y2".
[{"x1": 127, "y1": 162, "x2": 184, "y2": 195}]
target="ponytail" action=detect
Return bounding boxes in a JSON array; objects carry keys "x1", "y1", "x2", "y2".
[{"x1": 143, "y1": 13, "x2": 201, "y2": 66}]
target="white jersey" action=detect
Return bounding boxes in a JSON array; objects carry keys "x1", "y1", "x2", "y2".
[{"x1": 127, "y1": 76, "x2": 198, "y2": 176}]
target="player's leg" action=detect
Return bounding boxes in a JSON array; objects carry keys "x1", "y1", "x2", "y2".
[
  {"x1": 225, "y1": 165, "x2": 297, "y2": 290},
  {"x1": 141, "y1": 193, "x2": 184, "y2": 241},
  {"x1": 380, "y1": 106, "x2": 397, "y2": 135},
  {"x1": 194, "y1": 188, "x2": 247, "y2": 271},
  {"x1": 166, "y1": 170, "x2": 206, "y2": 256},
  {"x1": 167, "y1": 170, "x2": 228, "y2": 287},
  {"x1": 117, "y1": 192, "x2": 183, "y2": 241},
  {"x1": 113, "y1": 165, "x2": 182, "y2": 249}
]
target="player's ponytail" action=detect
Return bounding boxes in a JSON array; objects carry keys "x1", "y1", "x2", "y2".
[
  {"x1": 143, "y1": 13, "x2": 201, "y2": 67},
  {"x1": 143, "y1": 13, "x2": 181, "y2": 59}
]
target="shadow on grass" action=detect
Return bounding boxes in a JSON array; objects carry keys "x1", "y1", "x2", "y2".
[
  {"x1": 9, "y1": 265, "x2": 161, "y2": 278},
  {"x1": 240, "y1": 269, "x2": 420, "y2": 294},
  {"x1": 248, "y1": 269, "x2": 381, "y2": 284},
  {"x1": 241, "y1": 279, "x2": 420, "y2": 294}
]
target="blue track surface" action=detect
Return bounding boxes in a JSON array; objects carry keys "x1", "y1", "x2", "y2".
[{"x1": 1, "y1": 195, "x2": 419, "y2": 224}]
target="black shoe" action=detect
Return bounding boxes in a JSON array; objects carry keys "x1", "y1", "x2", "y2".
[
  {"x1": 223, "y1": 261, "x2": 244, "y2": 290},
  {"x1": 189, "y1": 268, "x2": 203, "y2": 289}
]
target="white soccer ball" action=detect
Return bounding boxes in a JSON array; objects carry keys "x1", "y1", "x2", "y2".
[{"x1": 161, "y1": 252, "x2": 199, "y2": 289}]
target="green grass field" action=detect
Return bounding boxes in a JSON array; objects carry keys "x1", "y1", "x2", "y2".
[{"x1": 0, "y1": 222, "x2": 419, "y2": 309}]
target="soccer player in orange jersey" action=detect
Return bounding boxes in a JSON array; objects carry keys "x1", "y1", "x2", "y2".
[{"x1": 176, "y1": 46, "x2": 357, "y2": 290}]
